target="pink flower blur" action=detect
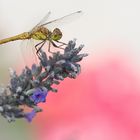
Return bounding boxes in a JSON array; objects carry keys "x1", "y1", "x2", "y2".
[{"x1": 32, "y1": 51, "x2": 140, "y2": 140}]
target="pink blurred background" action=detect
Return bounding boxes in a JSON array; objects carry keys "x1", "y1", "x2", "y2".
[{"x1": 28, "y1": 41, "x2": 140, "y2": 140}]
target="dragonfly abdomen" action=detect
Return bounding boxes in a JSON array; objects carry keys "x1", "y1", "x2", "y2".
[{"x1": 0, "y1": 32, "x2": 30, "y2": 45}]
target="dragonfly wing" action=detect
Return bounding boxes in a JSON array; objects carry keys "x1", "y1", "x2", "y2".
[
  {"x1": 29, "y1": 39, "x2": 39, "y2": 63},
  {"x1": 20, "y1": 39, "x2": 39, "y2": 67},
  {"x1": 30, "y1": 11, "x2": 51, "y2": 33},
  {"x1": 40, "y1": 11, "x2": 83, "y2": 30}
]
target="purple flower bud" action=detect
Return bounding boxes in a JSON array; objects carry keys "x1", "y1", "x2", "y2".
[
  {"x1": 25, "y1": 110, "x2": 36, "y2": 122},
  {"x1": 30, "y1": 88, "x2": 48, "y2": 104}
]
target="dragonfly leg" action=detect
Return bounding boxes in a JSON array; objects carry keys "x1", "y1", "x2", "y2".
[
  {"x1": 36, "y1": 40, "x2": 46, "y2": 57},
  {"x1": 48, "y1": 41, "x2": 64, "y2": 54},
  {"x1": 56, "y1": 40, "x2": 67, "y2": 45},
  {"x1": 51, "y1": 41, "x2": 65, "y2": 49},
  {"x1": 34, "y1": 41, "x2": 44, "y2": 58},
  {"x1": 35, "y1": 41, "x2": 45, "y2": 51},
  {"x1": 48, "y1": 41, "x2": 53, "y2": 53}
]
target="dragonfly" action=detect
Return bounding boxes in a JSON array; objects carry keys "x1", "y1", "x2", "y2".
[{"x1": 0, "y1": 10, "x2": 82, "y2": 57}]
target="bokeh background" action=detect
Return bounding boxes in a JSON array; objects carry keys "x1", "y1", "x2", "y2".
[{"x1": 1, "y1": 0, "x2": 140, "y2": 140}]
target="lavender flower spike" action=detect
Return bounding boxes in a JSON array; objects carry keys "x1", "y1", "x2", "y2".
[{"x1": 0, "y1": 39, "x2": 88, "y2": 122}]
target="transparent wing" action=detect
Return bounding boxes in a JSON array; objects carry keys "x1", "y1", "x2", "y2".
[
  {"x1": 19, "y1": 39, "x2": 39, "y2": 67},
  {"x1": 40, "y1": 11, "x2": 83, "y2": 30},
  {"x1": 30, "y1": 11, "x2": 51, "y2": 32}
]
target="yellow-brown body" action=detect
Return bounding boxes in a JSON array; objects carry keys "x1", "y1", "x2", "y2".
[{"x1": 0, "y1": 26, "x2": 62, "y2": 45}]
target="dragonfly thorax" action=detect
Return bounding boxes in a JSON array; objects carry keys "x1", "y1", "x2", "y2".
[
  {"x1": 31, "y1": 26, "x2": 50, "y2": 40},
  {"x1": 30, "y1": 26, "x2": 62, "y2": 41}
]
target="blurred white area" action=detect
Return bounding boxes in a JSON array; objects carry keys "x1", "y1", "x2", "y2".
[
  {"x1": 0, "y1": 0, "x2": 140, "y2": 80},
  {"x1": 0, "y1": 0, "x2": 140, "y2": 61}
]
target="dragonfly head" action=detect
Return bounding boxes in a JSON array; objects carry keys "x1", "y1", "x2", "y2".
[{"x1": 51, "y1": 28, "x2": 62, "y2": 41}]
